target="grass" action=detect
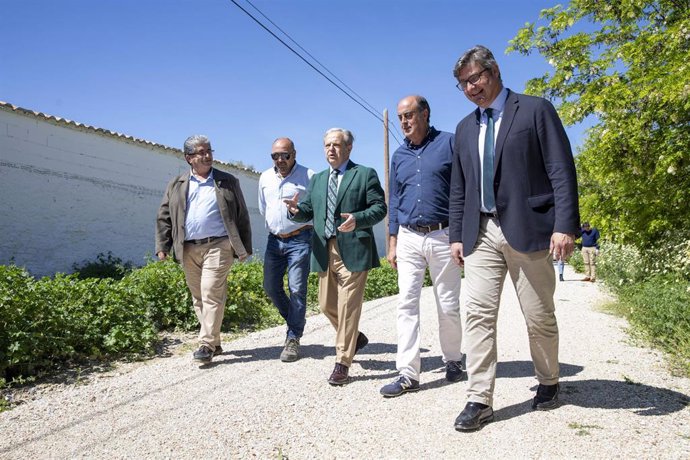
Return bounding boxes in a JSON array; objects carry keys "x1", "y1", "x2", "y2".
[{"x1": 567, "y1": 422, "x2": 603, "y2": 436}]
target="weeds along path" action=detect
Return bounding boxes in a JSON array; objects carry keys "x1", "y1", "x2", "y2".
[{"x1": 1, "y1": 264, "x2": 689, "y2": 458}]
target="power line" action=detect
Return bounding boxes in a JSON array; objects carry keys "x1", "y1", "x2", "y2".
[
  {"x1": 228, "y1": 0, "x2": 403, "y2": 145},
  {"x1": 244, "y1": 0, "x2": 381, "y2": 117}
]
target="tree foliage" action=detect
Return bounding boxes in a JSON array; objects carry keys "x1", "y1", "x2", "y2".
[{"x1": 508, "y1": 0, "x2": 690, "y2": 247}]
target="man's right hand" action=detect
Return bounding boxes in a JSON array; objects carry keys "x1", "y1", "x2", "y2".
[
  {"x1": 283, "y1": 192, "x2": 300, "y2": 215},
  {"x1": 157, "y1": 251, "x2": 168, "y2": 261},
  {"x1": 387, "y1": 235, "x2": 398, "y2": 270},
  {"x1": 450, "y1": 242, "x2": 464, "y2": 267}
]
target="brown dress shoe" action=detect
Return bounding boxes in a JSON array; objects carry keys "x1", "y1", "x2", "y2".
[
  {"x1": 328, "y1": 363, "x2": 349, "y2": 386},
  {"x1": 582, "y1": 277, "x2": 591, "y2": 282}
]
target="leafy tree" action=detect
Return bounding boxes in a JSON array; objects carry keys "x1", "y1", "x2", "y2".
[{"x1": 508, "y1": 0, "x2": 690, "y2": 247}]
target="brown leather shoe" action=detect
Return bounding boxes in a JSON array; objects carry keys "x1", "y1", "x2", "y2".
[
  {"x1": 582, "y1": 277, "x2": 591, "y2": 282},
  {"x1": 328, "y1": 363, "x2": 349, "y2": 386}
]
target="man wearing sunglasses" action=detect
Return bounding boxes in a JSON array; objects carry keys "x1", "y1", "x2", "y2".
[
  {"x1": 258, "y1": 138, "x2": 315, "y2": 362},
  {"x1": 156, "y1": 135, "x2": 252, "y2": 364}
]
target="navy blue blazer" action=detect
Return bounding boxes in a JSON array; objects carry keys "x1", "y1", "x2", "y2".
[{"x1": 449, "y1": 89, "x2": 580, "y2": 256}]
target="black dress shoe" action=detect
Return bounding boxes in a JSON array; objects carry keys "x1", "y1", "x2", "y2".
[
  {"x1": 532, "y1": 383, "x2": 560, "y2": 410},
  {"x1": 454, "y1": 402, "x2": 494, "y2": 431},
  {"x1": 328, "y1": 363, "x2": 349, "y2": 385},
  {"x1": 355, "y1": 332, "x2": 369, "y2": 353}
]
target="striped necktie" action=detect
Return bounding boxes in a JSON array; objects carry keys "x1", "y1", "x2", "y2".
[{"x1": 325, "y1": 169, "x2": 338, "y2": 238}]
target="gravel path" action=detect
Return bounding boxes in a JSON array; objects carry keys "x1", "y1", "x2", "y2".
[{"x1": 1, "y1": 264, "x2": 689, "y2": 459}]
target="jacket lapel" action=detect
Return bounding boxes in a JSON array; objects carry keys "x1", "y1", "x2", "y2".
[
  {"x1": 494, "y1": 89, "x2": 518, "y2": 173},
  {"x1": 336, "y1": 160, "x2": 357, "y2": 207},
  {"x1": 470, "y1": 109, "x2": 482, "y2": 188}
]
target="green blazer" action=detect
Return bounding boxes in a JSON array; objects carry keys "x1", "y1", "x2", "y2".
[{"x1": 293, "y1": 160, "x2": 386, "y2": 273}]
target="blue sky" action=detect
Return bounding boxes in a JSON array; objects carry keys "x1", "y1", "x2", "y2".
[{"x1": 1, "y1": 0, "x2": 590, "y2": 177}]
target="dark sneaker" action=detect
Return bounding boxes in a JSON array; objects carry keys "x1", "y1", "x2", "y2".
[
  {"x1": 380, "y1": 375, "x2": 420, "y2": 398},
  {"x1": 280, "y1": 338, "x2": 300, "y2": 362},
  {"x1": 213, "y1": 345, "x2": 223, "y2": 357},
  {"x1": 532, "y1": 383, "x2": 560, "y2": 410},
  {"x1": 454, "y1": 402, "x2": 494, "y2": 431},
  {"x1": 193, "y1": 345, "x2": 213, "y2": 363},
  {"x1": 445, "y1": 360, "x2": 465, "y2": 382}
]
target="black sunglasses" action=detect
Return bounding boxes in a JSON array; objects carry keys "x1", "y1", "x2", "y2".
[{"x1": 271, "y1": 152, "x2": 293, "y2": 161}]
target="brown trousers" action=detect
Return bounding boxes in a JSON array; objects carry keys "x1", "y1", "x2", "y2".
[
  {"x1": 318, "y1": 239, "x2": 368, "y2": 367},
  {"x1": 182, "y1": 238, "x2": 234, "y2": 351}
]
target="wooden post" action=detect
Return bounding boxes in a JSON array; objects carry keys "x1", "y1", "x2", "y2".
[{"x1": 383, "y1": 109, "x2": 390, "y2": 258}]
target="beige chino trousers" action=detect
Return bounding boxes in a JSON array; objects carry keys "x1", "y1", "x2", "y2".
[
  {"x1": 318, "y1": 239, "x2": 368, "y2": 367},
  {"x1": 182, "y1": 237, "x2": 234, "y2": 351},
  {"x1": 463, "y1": 216, "x2": 559, "y2": 407},
  {"x1": 581, "y1": 246, "x2": 597, "y2": 280}
]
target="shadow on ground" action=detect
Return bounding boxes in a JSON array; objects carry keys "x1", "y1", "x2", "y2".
[{"x1": 492, "y1": 378, "x2": 690, "y2": 425}]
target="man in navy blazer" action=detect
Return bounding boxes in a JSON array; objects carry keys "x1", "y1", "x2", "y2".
[{"x1": 448, "y1": 45, "x2": 580, "y2": 431}]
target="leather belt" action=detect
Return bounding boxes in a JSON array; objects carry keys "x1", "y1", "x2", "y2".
[
  {"x1": 480, "y1": 212, "x2": 498, "y2": 219},
  {"x1": 403, "y1": 221, "x2": 449, "y2": 234},
  {"x1": 272, "y1": 225, "x2": 313, "y2": 239},
  {"x1": 185, "y1": 235, "x2": 228, "y2": 245}
]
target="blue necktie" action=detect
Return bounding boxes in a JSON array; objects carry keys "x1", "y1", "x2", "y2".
[
  {"x1": 483, "y1": 108, "x2": 495, "y2": 211},
  {"x1": 325, "y1": 169, "x2": 338, "y2": 238}
]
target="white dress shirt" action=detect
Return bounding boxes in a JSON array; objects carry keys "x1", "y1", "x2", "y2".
[{"x1": 258, "y1": 163, "x2": 314, "y2": 235}]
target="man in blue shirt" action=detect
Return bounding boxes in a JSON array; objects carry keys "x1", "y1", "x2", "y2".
[
  {"x1": 380, "y1": 95, "x2": 464, "y2": 398},
  {"x1": 580, "y1": 222, "x2": 600, "y2": 282},
  {"x1": 258, "y1": 138, "x2": 314, "y2": 362}
]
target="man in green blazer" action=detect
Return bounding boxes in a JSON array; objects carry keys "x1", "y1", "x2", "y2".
[{"x1": 285, "y1": 128, "x2": 387, "y2": 385}]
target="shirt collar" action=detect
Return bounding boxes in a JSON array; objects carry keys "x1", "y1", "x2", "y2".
[
  {"x1": 482, "y1": 87, "x2": 509, "y2": 117},
  {"x1": 330, "y1": 160, "x2": 348, "y2": 175},
  {"x1": 404, "y1": 126, "x2": 439, "y2": 149},
  {"x1": 274, "y1": 162, "x2": 298, "y2": 179},
  {"x1": 190, "y1": 169, "x2": 214, "y2": 183}
]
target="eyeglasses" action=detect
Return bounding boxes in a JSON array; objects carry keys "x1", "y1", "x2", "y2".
[
  {"x1": 271, "y1": 152, "x2": 293, "y2": 161},
  {"x1": 188, "y1": 149, "x2": 214, "y2": 157},
  {"x1": 456, "y1": 68, "x2": 490, "y2": 90}
]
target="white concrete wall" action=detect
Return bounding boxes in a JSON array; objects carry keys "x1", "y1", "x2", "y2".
[{"x1": 0, "y1": 108, "x2": 266, "y2": 277}]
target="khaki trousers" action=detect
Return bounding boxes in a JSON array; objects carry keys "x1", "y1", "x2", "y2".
[
  {"x1": 464, "y1": 216, "x2": 559, "y2": 407},
  {"x1": 318, "y1": 239, "x2": 368, "y2": 367},
  {"x1": 581, "y1": 246, "x2": 597, "y2": 280},
  {"x1": 182, "y1": 237, "x2": 234, "y2": 351}
]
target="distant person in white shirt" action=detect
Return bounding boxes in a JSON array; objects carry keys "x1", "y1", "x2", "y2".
[
  {"x1": 258, "y1": 138, "x2": 314, "y2": 362},
  {"x1": 156, "y1": 135, "x2": 252, "y2": 364}
]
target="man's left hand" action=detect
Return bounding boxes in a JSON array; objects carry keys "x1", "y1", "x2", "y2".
[
  {"x1": 338, "y1": 213, "x2": 356, "y2": 232},
  {"x1": 550, "y1": 232, "x2": 575, "y2": 261}
]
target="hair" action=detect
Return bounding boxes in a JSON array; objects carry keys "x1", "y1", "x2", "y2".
[
  {"x1": 414, "y1": 95, "x2": 431, "y2": 124},
  {"x1": 183, "y1": 135, "x2": 211, "y2": 156},
  {"x1": 323, "y1": 128, "x2": 354, "y2": 146},
  {"x1": 452, "y1": 45, "x2": 500, "y2": 80}
]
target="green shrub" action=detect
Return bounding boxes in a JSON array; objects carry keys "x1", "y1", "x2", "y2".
[
  {"x1": 72, "y1": 251, "x2": 134, "y2": 280},
  {"x1": 121, "y1": 258, "x2": 197, "y2": 331},
  {"x1": 0, "y1": 254, "x2": 437, "y2": 382},
  {"x1": 0, "y1": 265, "x2": 157, "y2": 381},
  {"x1": 617, "y1": 274, "x2": 690, "y2": 374},
  {"x1": 224, "y1": 260, "x2": 282, "y2": 330}
]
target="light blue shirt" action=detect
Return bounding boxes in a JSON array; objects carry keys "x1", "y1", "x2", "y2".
[
  {"x1": 184, "y1": 170, "x2": 228, "y2": 240},
  {"x1": 258, "y1": 163, "x2": 314, "y2": 234}
]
